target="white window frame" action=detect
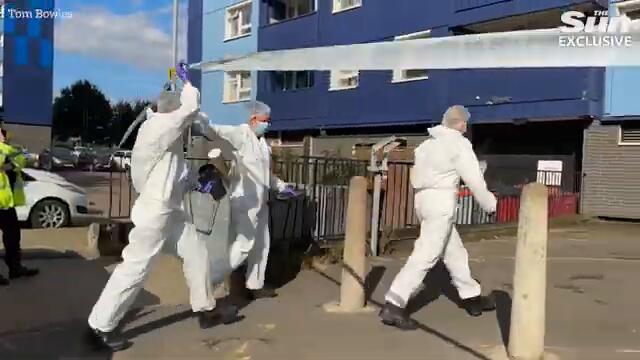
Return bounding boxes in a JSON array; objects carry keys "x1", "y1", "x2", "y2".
[
  {"x1": 225, "y1": 0, "x2": 252, "y2": 41},
  {"x1": 615, "y1": 0, "x2": 640, "y2": 21},
  {"x1": 618, "y1": 124, "x2": 640, "y2": 146},
  {"x1": 223, "y1": 71, "x2": 252, "y2": 103},
  {"x1": 392, "y1": 30, "x2": 431, "y2": 83},
  {"x1": 329, "y1": 70, "x2": 359, "y2": 91},
  {"x1": 333, "y1": 0, "x2": 362, "y2": 14}
]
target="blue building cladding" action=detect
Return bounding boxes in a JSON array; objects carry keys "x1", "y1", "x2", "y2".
[
  {"x1": 255, "y1": 0, "x2": 606, "y2": 132},
  {"x1": 197, "y1": 0, "x2": 260, "y2": 125},
  {"x1": 2, "y1": 0, "x2": 55, "y2": 127},
  {"x1": 604, "y1": 0, "x2": 640, "y2": 120}
]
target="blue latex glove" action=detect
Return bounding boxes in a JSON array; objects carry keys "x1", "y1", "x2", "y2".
[{"x1": 177, "y1": 61, "x2": 189, "y2": 82}]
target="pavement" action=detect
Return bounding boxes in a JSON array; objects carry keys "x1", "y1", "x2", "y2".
[{"x1": 1, "y1": 220, "x2": 640, "y2": 359}]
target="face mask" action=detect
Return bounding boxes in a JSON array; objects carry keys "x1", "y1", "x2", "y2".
[{"x1": 253, "y1": 122, "x2": 270, "y2": 137}]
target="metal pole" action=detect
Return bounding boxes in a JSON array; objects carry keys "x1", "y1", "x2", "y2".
[
  {"x1": 370, "y1": 173, "x2": 382, "y2": 256},
  {"x1": 172, "y1": 0, "x2": 179, "y2": 67}
]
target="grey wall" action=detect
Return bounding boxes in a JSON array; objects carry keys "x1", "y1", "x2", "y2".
[{"x1": 582, "y1": 121, "x2": 640, "y2": 219}]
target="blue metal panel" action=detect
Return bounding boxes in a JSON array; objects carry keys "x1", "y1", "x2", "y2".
[
  {"x1": 27, "y1": 18, "x2": 41, "y2": 37},
  {"x1": 2, "y1": 0, "x2": 54, "y2": 126},
  {"x1": 14, "y1": 36, "x2": 29, "y2": 65},
  {"x1": 452, "y1": 0, "x2": 600, "y2": 26},
  {"x1": 39, "y1": 39, "x2": 52, "y2": 68}
]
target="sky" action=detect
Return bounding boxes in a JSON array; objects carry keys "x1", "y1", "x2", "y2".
[{"x1": 54, "y1": 0, "x2": 189, "y2": 103}]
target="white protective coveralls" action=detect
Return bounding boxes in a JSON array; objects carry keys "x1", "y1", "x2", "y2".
[
  {"x1": 195, "y1": 115, "x2": 286, "y2": 290},
  {"x1": 385, "y1": 125, "x2": 497, "y2": 308},
  {"x1": 88, "y1": 84, "x2": 216, "y2": 332}
]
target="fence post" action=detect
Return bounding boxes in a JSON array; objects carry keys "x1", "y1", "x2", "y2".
[
  {"x1": 324, "y1": 176, "x2": 375, "y2": 313},
  {"x1": 508, "y1": 182, "x2": 549, "y2": 359},
  {"x1": 370, "y1": 173, "x2": 382, "y2": 256}
]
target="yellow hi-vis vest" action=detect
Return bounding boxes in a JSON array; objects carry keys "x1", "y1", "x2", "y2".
[{"x1": 0, "y1": 142, "x2": 27, "y2": 209}]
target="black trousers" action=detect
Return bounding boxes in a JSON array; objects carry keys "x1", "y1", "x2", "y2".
[{"x1": 0, "y1": 208, "x2": 21, "y2": 271}]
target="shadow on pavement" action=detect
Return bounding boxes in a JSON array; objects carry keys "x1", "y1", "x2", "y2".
[
  {"x1": 364, "y1": 266, "x2": 386, "y2": 301},
  {"x1": 312, "y1": 266, "x2": 491, "y2": 360},
  {"x1": 0, "y1": 250, "x2": 160, "y2": 359},
  {"x1": 493, "y1": 290, "x2": 512, "y2": 347},
  {"x1": 122, "y1": 309, "x2": 194, "y2": 340},
  {"x1": 406, "y1": 261, "x2": 464, "y2": 315}
]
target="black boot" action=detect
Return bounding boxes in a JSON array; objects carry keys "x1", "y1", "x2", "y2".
[
  {"x1": 0, "y1": 275, "x2": 8, "y2": 286},
  {"x1": 461, "y1": 295, "x2": 496, "y2": 317},
  {"x1": 9, "y1": 266, "x2": 39, "y2": 279},
  {"x1": 247, "y1": 287, "x2": 278, "y2": 301},
  {"x1": 198, "y1": 304, "x2": 243, "y2": 330},
  {"x1": 379, "y1": 302, "x2": 419, "y2": 331},
  {"x1": 84, "y1": 327, "x2": 131, "y2": 352}
]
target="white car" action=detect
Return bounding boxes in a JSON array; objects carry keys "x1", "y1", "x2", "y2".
[
  {"x1": 15, "y1": 168, "x2": 91, "y2": 228},
  {"x1": 110, "y1": 150, "x2": 132, "y2": 171}
]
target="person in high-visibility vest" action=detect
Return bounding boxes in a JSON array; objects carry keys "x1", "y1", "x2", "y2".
[{"x1": 0, "y1": 129, "x2": 39, "y2": 286}]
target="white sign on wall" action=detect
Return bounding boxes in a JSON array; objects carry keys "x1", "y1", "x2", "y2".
[
  {"x1": 537, "y1": 160, "x2": 563, "y2": 172},
  {"x1": 537, "y1": 160, "x2": 563, "y2": 186}
]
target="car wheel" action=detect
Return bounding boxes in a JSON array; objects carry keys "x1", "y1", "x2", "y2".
[{"x1": 30, "y1": 200, "x2": 70, "y2": 229}]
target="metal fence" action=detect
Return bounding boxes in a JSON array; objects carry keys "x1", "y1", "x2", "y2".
[
  {"x1": 378, "y1": 160, "x2": 582, "y2": 246},
  {"x1": 270, "y1": 156, "x2": 369, "y2": 246},
  {"x1": 107, "y1": 154, "x2": 581, "y2": 250},
  {"x1": 107, "y1": 156, "x2": 369, "y2": 247}
]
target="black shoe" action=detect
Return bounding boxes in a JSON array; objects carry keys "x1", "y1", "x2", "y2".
[
  {"x1": 379, "y1": 302, "x2": 419, "y2": 331},
  {"x1": 9, "y1": 266, "x2": 39, "y2": 279},
  {"x1": 84, "y1": 327, "x2": 131, "y2": 352},
  {"x1": 198, "y1": 304, "x2": 243, "y2": 330},
  {"x1": 461, "y1": 295, "x2": 496, "y2": 317},
  {"x1": 0, "y1": 275, "x2": 8, "y2": 286},
  {"x1": 247, "y1": 287, "x2": 278, "y2": 301}
]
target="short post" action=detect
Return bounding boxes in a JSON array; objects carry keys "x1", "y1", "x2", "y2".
[
  {"x1": 370, "y1": 173, "x2": 382, "y2": 256},
  {"x1": 508, "y1": 182, "x2": 549, "y2": 359},
  {"x1": 324, "y1": 176, "x2": 374, "y2": 313}
]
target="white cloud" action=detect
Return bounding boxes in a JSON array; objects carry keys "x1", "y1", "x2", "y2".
[{"x1": 56, "y1": 7, "x2": 174, "y2": 70}]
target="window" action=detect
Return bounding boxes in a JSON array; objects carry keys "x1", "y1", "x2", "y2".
[
  {"x1": 223, "y1": 71, "x2": 252, "y2": 103},
  {"x1": 269, "y1": 0, "x2": 315, "y2": 24},
  {"x1": 225, "y1": 1, "x2": 252, "y2": 40},
  {"x1": 333, "y1": 0, "x2": 361, "y2": 13},
  {"x1": 617, "y1": 0, "x2": 640, "y2": 21},
  {"x1": 272, "y1": 71, "x2": 315, "y2": 91},
  {"x1": 392, "y1": 30, "x2": 431, "y2": 83},
  {"x1": 619, "y1": 123, "x2": 640, "y2": 145},
  {"x1": 330, "y1": 70, "x2": 359, "y2": 90}
]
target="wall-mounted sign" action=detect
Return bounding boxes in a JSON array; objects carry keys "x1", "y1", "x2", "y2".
[{"x1": 537, "y1": 160, "x2": 563, "y2": 172}]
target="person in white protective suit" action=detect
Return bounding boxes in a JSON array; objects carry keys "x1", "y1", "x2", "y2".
[
  {"x1": 85, "y1": 82, "x2": 240, "y2": 352},
  {"x1": 379, "y1": 105, "x2": 497, "y2": 331},
  {"x1": 193, "y1": 101, "x2": 293, "y2": 301}
]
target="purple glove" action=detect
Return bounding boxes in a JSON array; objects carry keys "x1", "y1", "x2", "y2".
[
  {"x1": 276, "y1": 186, "x2": 302, "y2": 201},
  {"x1": 176, "y1": 61, "x2": 189, "y2": 82}
]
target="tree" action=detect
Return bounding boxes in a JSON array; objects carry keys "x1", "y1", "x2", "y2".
[
  {"x1": 110, "y1": 100, "x2": 152, "y2": 149},
  {"x1": 52, "y1": 80, "x2": 113, "y2": 144}
]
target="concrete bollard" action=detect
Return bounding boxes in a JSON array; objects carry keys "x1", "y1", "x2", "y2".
[
  {"x1": 324, "y1": 176, "x2": 374, "y2": 313},
  {"x1": 86, "y1": 223, "x2": 101, "y2": 260},
  {"x1": 508, "y1": 182, "x2": 549, "y2": 360}
]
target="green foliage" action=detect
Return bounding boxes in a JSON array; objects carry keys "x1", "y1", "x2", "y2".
[{"x1": 52, "y1": 80, "x2": 152, "y2": 147}]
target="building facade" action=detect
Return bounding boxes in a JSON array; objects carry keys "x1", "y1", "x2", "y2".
[
  {"x1": 191, "y1": 0, "x2": 640, "y2": 219},
  {"x1": 190, "y1": 0, "x2": 261, "y2": 125},
  {"x1": 1, "y1": 0, "x2": 55, "y2": 152}
]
